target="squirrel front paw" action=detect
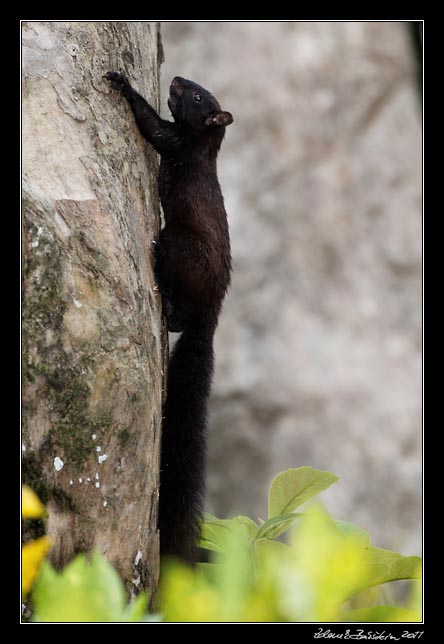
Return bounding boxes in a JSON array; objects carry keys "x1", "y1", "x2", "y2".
[{"x1": 103, "y1": 71, "x2": 130, "y2": 88}]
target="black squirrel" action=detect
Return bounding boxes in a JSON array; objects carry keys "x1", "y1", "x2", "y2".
[{"x1": 103, "y1": 72, "x2": 233, "y2": 562}]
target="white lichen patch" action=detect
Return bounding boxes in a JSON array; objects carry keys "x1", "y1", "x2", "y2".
[
  {"x1": 63, "y1": 304, "x2": 99, "y2": 344},
  {"x1": 96, "y1": 446, "x2": 101, "y2": 452},
  {"x1": 92, "y1": 434, "x2": 97, "y2": 440},
  {"x1": 22, "y1": 80, "x2": 95, "y2": 202},
  {"x1": 54, "y1": 456, "x2": 64, "y2": 471},
  {"x1": 73, "y1": 298, "x2": 83, "y2": 308},
  {"x1": 132, "y1": 576, "x2": 141, "y2": 587},
  {"x1": 134, "y1": 550, "x2": 142, "y2": 566},
  {"x1": 79, "y1": 478, "x2": 83, "y2": 483},
  {"x1": 53, "y1": 210, "x2": 71, "y2": 238},
  {"x1": 95, "y1": 482, "x2": 100, "y2": 488},
  {"x1": 69, "y1": 480, "x2": 73, "y2": 485},
  {"x1": 98, "y1": 454, "x2": 107, "y2": 464},
  {"x1": 116, "y1": 336, "x2": 130, "y2": 350},
  {"x1": 103, "y1": 500, "x2": 107, "y2": 507},
  {"x1": 95, "y1": 472, "x2": 99, "y2": 480},
  {"x1": 86, "y1": 477, "x2": 91, "y2": 482},
  {"x1": 45, "y1": 328, "x2": 56, "y2": 345}
]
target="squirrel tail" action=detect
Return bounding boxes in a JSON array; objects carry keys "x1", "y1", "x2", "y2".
[{"x1": 158, "y1": 315, "x2": 216, "y2": 563}]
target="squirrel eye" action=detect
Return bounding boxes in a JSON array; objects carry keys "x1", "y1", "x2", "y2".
[{"x1": 194, "y1": 93, "x2": 203, "y2": 102}]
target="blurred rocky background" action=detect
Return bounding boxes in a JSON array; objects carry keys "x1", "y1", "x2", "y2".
[{"x1": 160, "y1": 22, "x2": 422, "y2": 555}]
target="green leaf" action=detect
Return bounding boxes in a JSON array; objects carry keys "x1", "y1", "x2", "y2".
[
  {"x1": 200, "y1": 524, "x2": 226, "y2": 553},
  {"x1": 268, "y1": 467, "x2": 339, "y2": 519},
  {"x1": 122, "y1": 591, "x2": 149, "y2": 622},
  {"x1": 254, "y1": 538, "x2": 293, "y2": 565},
  {"x1": 200, "y1": 520, "x2": 235, "y2": 553},
  {"x1": 230, "y1": 515, "x2": 259, "y2": 539},
  {"x1": 256, "y1": 513, "x2": 302, "y2": 540},
  {"x1": 196, "y1": 561, "x2": 222, "y2": 576},
  {"x1": 159, "y1": 558, "x2": 223, "y2": 622},
  {"x1": 32, "y1": 553, "x2": 145, "y2": 622},
  {"x1": 200, "y1": 515, "x2": 257, "y2": 553},
  {"x1": 212, "y1": 527, "x2": 254, "y2": 621},
  {"x1": 342, "y1": 605, "x2": 422, "y2": 622},
  {"x1": 285, "y1": 507, "x2": 370, "y2": 621},
  {"x1": 358, "y1": 547, "x2": 422, "y2": 592},
  {"x1": 408, "y1": 579, "x2": 422, "y2": 614},
  {"x1": 202, "y1": 511, "x2": 220, "y2": 522},
  {"x1": 332, "y1": 519, "x2": 372, "y2": 547}
]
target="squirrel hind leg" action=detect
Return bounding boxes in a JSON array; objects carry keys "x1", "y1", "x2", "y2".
[{"x1": 162, "y1": 295, "x2": 184, "y2": 333}]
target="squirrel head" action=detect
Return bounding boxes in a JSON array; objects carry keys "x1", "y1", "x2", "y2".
[{"x1": 168, "y1": 77, "x2": 233, "y2": 133}]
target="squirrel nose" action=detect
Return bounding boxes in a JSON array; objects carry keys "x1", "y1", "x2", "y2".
[{"x1": 170, "y1": 77, "x2": 184, "y2": 97}]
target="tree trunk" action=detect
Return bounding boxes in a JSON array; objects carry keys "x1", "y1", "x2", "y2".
[{"x1": 22, "y1": 21, "x2": 166, "y2": 597}]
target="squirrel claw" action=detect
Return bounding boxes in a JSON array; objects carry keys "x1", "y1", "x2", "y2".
[{"x1": 103, "y1": 71, "x2": 129, "y2": 86}]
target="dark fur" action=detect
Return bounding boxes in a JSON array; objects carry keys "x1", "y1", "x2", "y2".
[{"x1": 104, "y1": 73, "x2": 232, "y2": 562}]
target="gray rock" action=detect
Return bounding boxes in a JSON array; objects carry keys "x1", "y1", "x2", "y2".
[{"x1": 161, "y1": 21, "x2": 421, "y2": 555}]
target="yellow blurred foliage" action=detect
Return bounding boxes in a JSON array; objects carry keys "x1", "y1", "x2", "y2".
[
  {"x1": 22, "y1": 537, "x2": 51, "y2": 599},
  {"x1": 22, "y1": 486, "x2": 49, "y2": 599},
  {"x1": 22, "y1": 485, "x2": 45, "y2": 519},
  {"x1": 159, "y1": 562, "x2": 221, "y2": 622}
]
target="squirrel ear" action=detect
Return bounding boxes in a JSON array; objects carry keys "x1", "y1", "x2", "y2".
[{"x1": 205, "y1": 111, "x2": 233, "y2": 127}]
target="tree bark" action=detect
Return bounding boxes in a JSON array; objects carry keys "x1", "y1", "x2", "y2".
[{"x1": 22, "y1": 21, "x2": 166, "y2": 597}]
